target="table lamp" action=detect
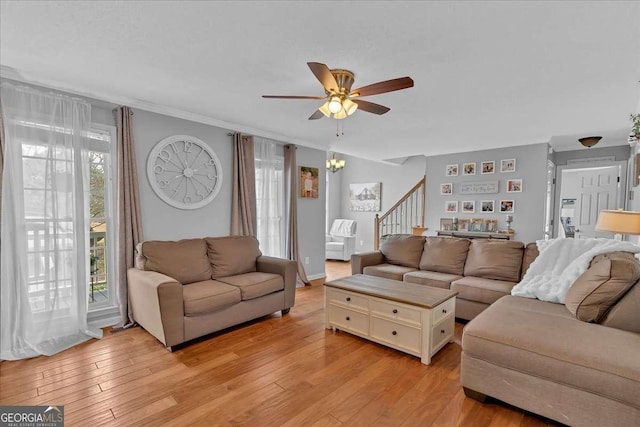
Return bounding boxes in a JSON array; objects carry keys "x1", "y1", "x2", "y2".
[{"x1": 595, "y1": 209, "x2": 640, "y2": 240}]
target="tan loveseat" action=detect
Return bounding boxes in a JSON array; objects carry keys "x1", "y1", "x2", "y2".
[
  {"x1": 351, "y1": 235, "x2": 538, "y2": 320},
  {"x1": 128, "y1": 235, "x2": 296, "y2": 348},
  {"x1": 462, "y1": 252, "x2": 640, "y2": 426}
]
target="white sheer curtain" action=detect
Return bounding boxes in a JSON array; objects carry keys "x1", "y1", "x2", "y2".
[
  {"x1": 254, "y1": 137, "x2": 285, "y2": 258},
  {"x1": 1, "y1": 83, "x2": 102, "y2": 360}
]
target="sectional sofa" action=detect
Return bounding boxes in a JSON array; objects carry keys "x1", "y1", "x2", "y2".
[
  {"x1": 128, "y1": 235, "x2": 296, "y2": 348},
  {"x1": 352, "y1": 235, "x2": 640, "y2": 426}
]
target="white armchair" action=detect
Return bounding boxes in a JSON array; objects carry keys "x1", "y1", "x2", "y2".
[{"x1": 326, "y1": 219, "x2": 357, "y2": 261}]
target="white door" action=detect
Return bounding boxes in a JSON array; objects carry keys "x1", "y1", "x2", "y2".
[{"x1": 558, "y1": 165, "x2": 621, "y2": 238}]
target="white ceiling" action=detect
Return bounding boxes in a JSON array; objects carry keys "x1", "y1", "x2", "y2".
[{"x1": 1, "y1": 1, "x2": 639, "y2": 161}]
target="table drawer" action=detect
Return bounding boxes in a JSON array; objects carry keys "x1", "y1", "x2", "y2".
[
  {"x1": 328, "y1": 288, "x2": 369, "y2": 311},
  {"x1": 430, "y1": 315, "x2": 454, "y2": 353},
  {"x1": 432, "y1": 297, "x2": 455, "y2": 324},
  {"x1": 329, "y1": 304, "x2": 369, "y2": 336},
  {"x1": 371, "y1": 317, "x2": 421, "y2": 354},
  {"x1": 371, "y1": 299, "x2": 421, "y2": 326}
]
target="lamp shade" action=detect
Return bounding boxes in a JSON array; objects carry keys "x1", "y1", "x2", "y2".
[{"x1": 595, "y1": 210, "x2": 640, "y2": 235}]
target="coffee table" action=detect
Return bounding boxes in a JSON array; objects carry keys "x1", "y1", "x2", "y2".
[{"x1": 324, "y1": 274, "x2": 458, "y2": 365}]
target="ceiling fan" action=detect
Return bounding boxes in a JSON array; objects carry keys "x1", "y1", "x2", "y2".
[{"x1": 262, "y1": 62, "x2": 414, "y2": 120}]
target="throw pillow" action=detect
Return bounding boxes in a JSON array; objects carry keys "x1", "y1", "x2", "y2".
[
  {"x1": 565, "y1": 252, "x2": 640, "y2": 323},
  {"x1": 141, "y1": 238, "x2": 212, "y2": 284},
  {"x1": 379, "y1": 235, "x2": 426, "y2": 268},
  {"x1": 419, "y1": 237, "x2": 470, "y2": 275}
]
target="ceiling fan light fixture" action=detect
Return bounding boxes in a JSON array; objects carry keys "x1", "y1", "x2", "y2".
[
  {"x1": 334, "y1": 109, "x2": 347, "y2": 120},
  {"x1": 579, "y1": 136, "x2": 602, "y2": 148},
  {"x1": 342, "y1": 98, "x2": 358, "y2": 115},
  {"x1": 318, "y1": 101, "x2": 331, "y2": 117},
  {"x1": 328, "y1": 96, "x2": 343, "y2": 114}
]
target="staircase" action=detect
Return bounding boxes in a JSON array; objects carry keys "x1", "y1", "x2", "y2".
[{"x1": 374, "y1": 176, "x2": 426, "y2": 250}]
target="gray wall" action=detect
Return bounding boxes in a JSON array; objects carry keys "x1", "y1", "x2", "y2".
[
  {"x1": 425, "y1": 143, "x2": 549, "y2": 244},
  {"x1": 337, "y1": 155, "x2": 427, "y2": 252},
  {"x1": 327, "y1": 162, "x2": 343, "y2": 232}
]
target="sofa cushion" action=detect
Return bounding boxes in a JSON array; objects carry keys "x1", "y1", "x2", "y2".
[
  {"x1": 521, "y1": 242, "x2": 539, "y2": 279},
  {"x1": 565, "y1": 252, "x2": 640, "y2": 323},
  {"x1": 463, "y1": 295, "x2": 640, "y2": 410},
  {"x1": 206, "y1": 236, "x2": 262, "y2": 278},
  {"x1": 139, "y1": 238, "x2": 212, "y2": 284},
  {"x1": 217, "y1": 272, "x2": 284, "y2": 301},
  {"x1": 379, "y1": 235, "x2": 426, "y2": 268},
  {"x1": 363, "y1": 264, "x2": 417, "y2": 281},
  {"x1": 601, "y1": 280, "x2": 640, "y2": 333},
  {"x1": 403, "y1": 270, "x2": 463, "y2": 290},
  {"x1": 463, "y1": 240, "x2": 524, "y2": 282},
  {"x1": 419, "y1": 237, "x2": 470, "y2": 275},
  {"x1": 451, "y1": 276, "x2": 517, "y2": 305},
  {"x1": 182, "y1": 280, "x2": 241, "y2": 316}
]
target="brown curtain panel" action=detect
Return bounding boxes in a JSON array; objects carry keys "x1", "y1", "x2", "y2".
[
  {"x1": 114, "y1": 106, "x2": 144, "y2": 328},
  {"x1": 284, "y1": 144, "x2": 310, "y2": 286},
  {"x1": 230, "y1": 133, "x2": 257, "y2": 236}
]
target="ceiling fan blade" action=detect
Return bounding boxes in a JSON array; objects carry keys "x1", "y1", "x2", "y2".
[
  {"x1": 262, "y1": 95, "x2": 325, "y2": 99},
  {"x1": 307, "y1": 62, "x2": 339, "y2": 93},
  {"x1": 353, "y1": 99, "x2": 390, "y2": 115},
  {"x1": 350, "y1": 77, "x2": 414, "y2": 98},
  {"x1": 308, "y1": 110, "x2": 325, "y2": 120}
]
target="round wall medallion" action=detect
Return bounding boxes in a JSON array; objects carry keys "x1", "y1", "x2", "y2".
[{"x1": 147, "y1": 135, "x2": 223, "y2": 210}]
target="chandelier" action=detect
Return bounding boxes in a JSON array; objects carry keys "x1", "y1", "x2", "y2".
[{"x1": 326, "y1": 152, "x2": 346, "y2": 173}]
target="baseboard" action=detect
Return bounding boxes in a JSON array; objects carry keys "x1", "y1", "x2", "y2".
[{"x1": 307, "y1": 273, "x2": 326, "y2": 281}]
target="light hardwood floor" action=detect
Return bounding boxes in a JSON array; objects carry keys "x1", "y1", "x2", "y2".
[{"x1": 0, "y1": 261, "x2": 559, "y2": 426}]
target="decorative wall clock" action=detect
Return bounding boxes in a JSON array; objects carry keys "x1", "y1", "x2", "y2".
[{"x1": 147, "y1": 135, "x2": 223, "y2": 210}]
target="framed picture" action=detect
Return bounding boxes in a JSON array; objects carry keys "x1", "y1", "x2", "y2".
[
  {"x1": 299, "y1": 166, "x2": 319, "y2": 198},
  {"x1": 469, "y1": 218, "x2": 484, "y2": 232},
  {"x1": 446, "y1": 164, "x2": 459, "y2": 176},
  {"x1": 500, "y1": 158, "x2": 516, "y2": 173},
  {"x1": 507, "y1": 179, "x2": 522, "y2": 192},
  {"x1": 463, "y1": 162, "x2": 476, "y2": 175},
  {"x1": 440, "y1": 183, "x2": 453, "y2": 195},
  {"x1": 440, "y1": 218, "x2": 454, "y2": 231},
  {"x1": 484, "y1": 219, "x2": 499, "y2": 232},
  {"x1": 458, "y1": 218, "x2": 470, "y2": 231},
  {"x1": 445, "y1": 200, "x2": 458, "y2": 213},
  {"x1": 500, "y1": 200, "x2": 515, "y2": 213},
  {"x1": 349, "y1": 182, "x2": 382, "y2": 211},
  {"x1": 462, "y1": 200, "x2": 475, "y2": 213},
  {"x1": 481, "y1": 161, "x2": 495, "y2": 174},
  {"x1": 480, "y1": 200, "x2": 495, "y2": 213}
]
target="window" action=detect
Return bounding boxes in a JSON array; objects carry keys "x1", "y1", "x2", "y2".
[{"x1": 255, "y1": 139, "x2": 285, "y2": 258}]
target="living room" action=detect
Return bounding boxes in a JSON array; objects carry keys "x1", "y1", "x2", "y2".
[{"x1": 1, "y1": 1, "x2": 640, "y2": 426}]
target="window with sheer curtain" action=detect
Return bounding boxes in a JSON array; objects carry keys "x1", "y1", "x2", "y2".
[
  {"x1": 254, "y1": 137, "x2": 285, "y2": 258},
  {"x1": 1, "y1": 83, "x2": 105, "y2": 359}
]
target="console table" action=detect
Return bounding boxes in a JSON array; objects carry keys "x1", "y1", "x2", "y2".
[{"x1": 324, "y1": 274, "x2": 457, "y2": 365}]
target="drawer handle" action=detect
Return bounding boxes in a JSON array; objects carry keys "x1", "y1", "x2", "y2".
[
  {"x1": 441, "y1": 329, "x2": 445, "y2": 334},
  {"x1": 346, "y1": 297, "x2": 351, "y2": 302},
  {"x1": 442, "y1": 309, "x2": 447, "y2": 314},
  {"x1": 392, "y1": 331, "x2": 397, "y2": 336},
  {"x1": 392, "y1": 309, "x2": 398, "y2": 314},
  {"x1": 346, "y1": 316, "x2": 350, "y2": 321}
]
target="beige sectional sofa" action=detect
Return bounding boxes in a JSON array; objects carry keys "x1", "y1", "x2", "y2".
[
  {"x1": 353, "y1": 235, "x2": 640, "y2": 425},
  {"x1": 351, "y1": 235, "x2": 539, "y2": 320},
  {"x1": 128, "y1": 235, "x2": 296, "y2": 348}
]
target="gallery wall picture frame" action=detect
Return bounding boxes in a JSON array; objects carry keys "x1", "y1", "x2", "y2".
[
  {"x1": 445, "y1": 200, "x2": 458, "y2": 213},
  {"x1": 349, "y1": 182, "x2": 382, "y2": 211},
  {"x1": 440, "y1": 218, "x2": 454, "y2": 231},
  {"x1": 463, "y1": 162, "x2": 476, "y2": 175},
  {"x1": 299, "y1": 166, "x2": 319, "y2": 198},
  {"x1": 469, "y1": 218, "x2": 484, "y2": 232},
  {"x1": 500, "y1": 158, "x2": 516, "y2": 173},
  {"x1": 481, "y1": 161, "x2": 495, "y2": 174},
  {"x1": 440, "y1": 183, "x2": 453, "y2": 195},
  {"x1": 458, "y1": 219, "x2": 470, "y2": 231},
  {"x1": 446, "y1": 164, "x2": 459, "y2": 176},
  {"x1": 480, "y1": 200, "x2": 495, "y2": 213},
  {"x1": 484, "y1": 219, "x2": 499, "y2": 232},
  {"x1": 507, "y1": 179, "x2": 523, "y2": 192},
  {"x1": 500, "y1": 200, "x2": 515, "y2": 213},
  {"x1": 462, "y1": 200, "x2": 475, "y2": 213}
]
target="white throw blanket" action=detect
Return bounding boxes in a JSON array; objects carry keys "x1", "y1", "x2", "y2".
[{"x1": 511, "y1": 238, "x2": 640, "y2": 303}]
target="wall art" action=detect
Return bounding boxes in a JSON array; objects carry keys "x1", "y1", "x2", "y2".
[
  {"x1": 440, "y1": 183, "x2": 453, "y2": 195},
  {"x1": 446, "y1": 164, "x2": 459, "y2": 176},
  {"x1": 445, "y1": 200, "x2": 458, "y2": 213},
  {"x1": 500, "y1": 158, "x2": 516, "y2": 173},
  {"x1": 500, "y1": 200, "x2": 515, "y2": 213},
  {"x1": 349, "y1": 182, "x2": 381, "y2": 211},
  {"x1": 462, "y1": 200, "x2": 475, "y2": 213},
  {"x1": 299, "y1": 166, "x2": 319, "y2": 198},
  {"x1": 459, "y1": 180, "x2": 499, "y2": 194},
  {"x1": 480, "y1": 200, "x2": 495, "y2": 213},
  {"x1": 481, "y1": 161, "x2": 495, "y2": 174},
  {"x1": 463, "y1": 162, "x2": 476, "y2": 175},
  {"x1": 507, "y1": 179, "x2": 522, "y2": 192}
]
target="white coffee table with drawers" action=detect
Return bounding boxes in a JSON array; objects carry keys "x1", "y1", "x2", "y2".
[{"x1": 324, "y1": 274, "x2": 458, "y2": 365}]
